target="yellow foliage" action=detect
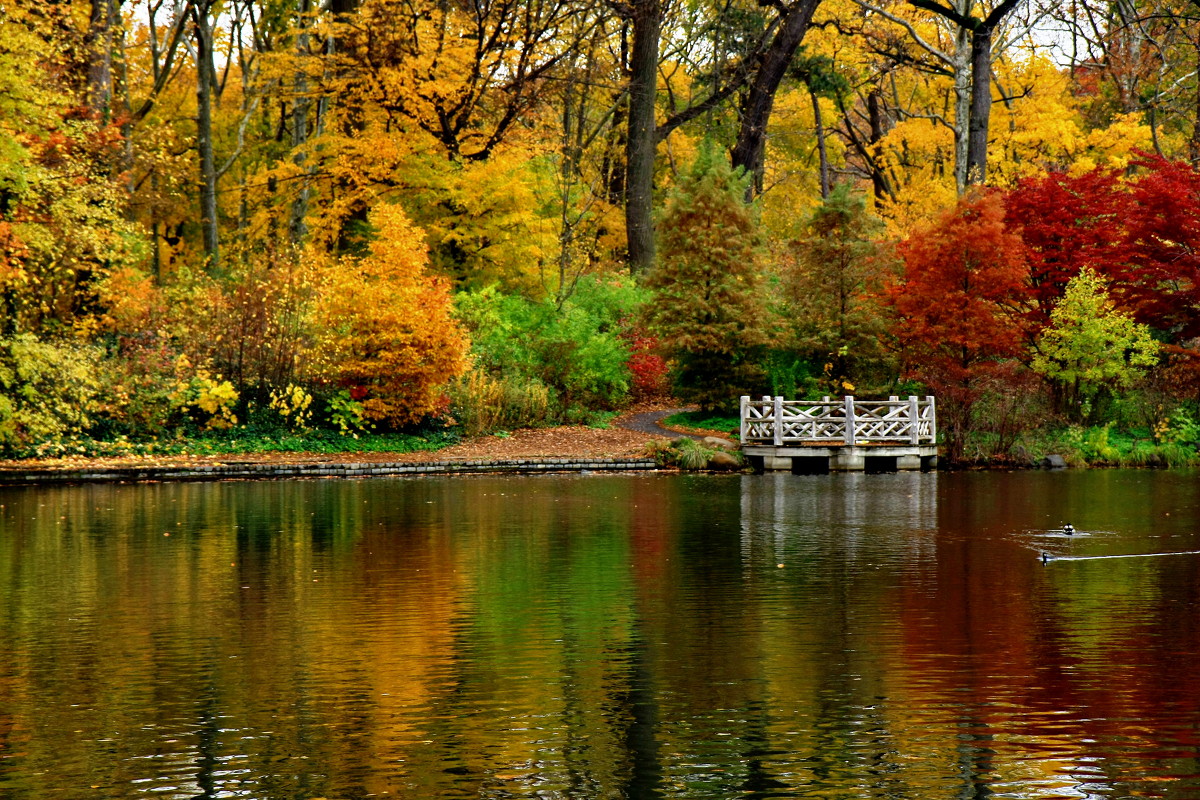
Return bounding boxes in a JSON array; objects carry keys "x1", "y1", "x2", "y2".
[
  {"x1": 874, "y1": 119, "x2": 959, "y2": 236},
  {"x1": 96, "y1": 267, "x2": 164, "y2": 335},
  {"x1": 761, "y1": 89, "x2": 848, "y2": 238},
  {"x1": 269, "y1": 384, "x2": 315, "y2": 430},
  {"x1": 166, "y1": 356, "x2": 240, "y2": 430},
  {"x1": 990, "y1": 56, "x2": 1155, "y2": 184},
  {"x1": 0, "y1": 4, "x2": 143, "y2": 333},
  {"x1": 315, "y1": 204, "x2": 470, "y2": 426}
]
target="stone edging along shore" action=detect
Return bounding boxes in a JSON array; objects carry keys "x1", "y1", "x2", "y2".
[{"x1": 0, "y1": 457, "x2": 662, "y2": 486}]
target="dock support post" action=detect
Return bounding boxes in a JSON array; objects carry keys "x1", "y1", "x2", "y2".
[
  {"x1": 909, "y1": 395, "x2": 920, "y2": 444},
  {"x1": 844, "y1": 396, "x2": 856, "y2": 445},
  {"x1": 773, "y1": 396, "x2": 784, "y2": 446}
]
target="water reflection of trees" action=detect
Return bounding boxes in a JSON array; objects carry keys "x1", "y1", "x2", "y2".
[{"x1": 2, "y1": 473, "x2": 1200, "y2": 798}]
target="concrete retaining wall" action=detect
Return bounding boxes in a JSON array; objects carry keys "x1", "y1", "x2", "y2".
[{"x1": 0, "y1": 458, "x2": 661, "y2": 486}]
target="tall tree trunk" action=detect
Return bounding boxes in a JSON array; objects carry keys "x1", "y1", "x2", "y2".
[
  {"x1": 625, "y1": 0, "x2": 660, "y2": 274},
  {"x1": 966, "y1": 26, "x2": 992, "y2": 184},
  {"x1": 730, "y1": 0, "x2": 822, "y2": 197},
  {"x1": 328, "y1": 0, "x2": 367, "y2": 255},
  {"x1": 907, "y1": 0, "x2": 1024, "y2": 186},
  {"x1": 1191, "y1": 41, "x2": 1200, "y2": 165},
  {"x1": 290, "y1": 0, "x2": 314, "y2": 245},
  {"x1": 952, "y1": 27, "x2": 971, "y2": 191},
  {"x1": 811, "y1": 89, "x2": 830, "y2": 198},
  {"x1": 193, "y1": 3, "x2": 220, "y2": 269},
  {"x1": 866, "y1": 90, "x2": 890, "y2": 203},
  {"x1": 1113, "y1": 0, "x2": 1145, "y2": 113},
  {"x1": 86, "y1": 0, "x2": 115, "y2": 119}
]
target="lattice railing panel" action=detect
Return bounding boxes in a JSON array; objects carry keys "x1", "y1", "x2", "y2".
[{"x1": 741, "y1": 396, "x2": 936, "y2": 445}]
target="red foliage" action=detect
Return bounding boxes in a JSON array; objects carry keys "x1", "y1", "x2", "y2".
[
  {"x1": 1004, "y1": 168, "x2": 1132, "y2": 332},
  {"x1": 1004, "y1": 158, "x2": 1200, "y2": 342},
  {"x1": 1120, "y1": 156, "x2": 1200, "y2": 338},
  {"x1": 621, "y1": 325, "x2": 670, "y2": 399},
  {"x1": 888, "y1": 193, "x2": 1031, "y2": 459}
]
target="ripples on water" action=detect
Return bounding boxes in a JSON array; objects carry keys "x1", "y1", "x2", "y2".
[{"x1": 0, "y1": 470, "x2": 1199, "y2": 798}]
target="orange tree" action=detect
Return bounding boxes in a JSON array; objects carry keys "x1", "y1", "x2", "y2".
[
  {"x1": 886, "y1": 192, "x2": 1030, "y2": 461},
  {"x1": 314, "y1": 204, "x2": 469, "y2": 427}
]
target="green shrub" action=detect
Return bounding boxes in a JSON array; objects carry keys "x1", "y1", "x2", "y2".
[
  {"x1": 455, "y1": 276, "x2": 643, "y2": 417},
  {"x1": 0, "y1": 335, "x2": 103, "y2": 455},
  {"x1": 96, "y1": 340, "x2": 240, "y2": 438},
  {"x1": 1064, "y1": 424, "x2": 1120, "y2": 464},
  {"x1": 1122, "y1": 442, "x2": 1197, "y2": 468},
  {"x1": 645, "y1": 437, "x2": 742, "y2": 470}
]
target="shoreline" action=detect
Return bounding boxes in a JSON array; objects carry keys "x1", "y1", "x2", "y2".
[
  {"x1": 0, "y1": 413, "x2": 679, "y2": 486},
  {"x1": 0, "y1": 455, "x2": 663, "y2": 486}
]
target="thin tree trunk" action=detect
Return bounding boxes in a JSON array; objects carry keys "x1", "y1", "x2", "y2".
[
  {"x1": 1191, "y1": 42, "x2": 1200, "y2": 165},
  {"x1": 290, "y1": 0, "x2": 313, "y2": 245},
  {"x1": 194, "y1": 3, "x2": 220, "y2": 269},
  {"x1": 86, "y1": 0, "x2": 114, "y2": 119},
  {"x1": 625, "y1": 0, "x2": 660, "y2": 274},
  {"x1": 952, "y1": 28, "x2": 971, "y2": 191},
  {"x1": 866, "y1": 90, "x2": 889, "y2": 202},
  {"x1": 907, "y1": 0, "x2": 1023, "y2": 186},
  {"x1": 812, "y1": 89, "x2": 830, "y2": 198}
]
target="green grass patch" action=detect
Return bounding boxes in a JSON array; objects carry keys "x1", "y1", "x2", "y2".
[
  {"x1": 661, "y1": 410, "x2": 740, "y2": 436},
  {"x1": 9, "y1": 429, "x2": 459, "y2": 461},
  {"x1": 996, "y1": 423, "x2": 1199, "y2": 468}
]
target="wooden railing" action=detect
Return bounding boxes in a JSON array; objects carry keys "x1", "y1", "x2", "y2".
[{"x1": 740, "y1": 395, "x2": 937, "y2": 446}]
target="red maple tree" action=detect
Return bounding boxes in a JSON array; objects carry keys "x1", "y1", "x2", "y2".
[
  {"x1": 1004, "y1": 168, "x2": 1132, "y2": 333},
  {"x1": 1121, "y1": 156, "x2": 1200, "y2": 339},
  {"x1": 887, "y1": 192, "x2": 1031, "y2": 460}
]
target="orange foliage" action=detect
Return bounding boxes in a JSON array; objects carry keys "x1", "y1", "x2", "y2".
[
  {"x1": 316, "y1": 204, "x2": 470, "y2": 426},
  {"x1": 888, "y1": 192, "x2": 1031, "y2": 459}
]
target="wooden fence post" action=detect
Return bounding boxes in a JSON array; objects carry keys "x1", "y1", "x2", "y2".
[
  {"x1": 740, "y1": 396, "x2": 750, "y2": 443},
  {"x1": 926, "y1": 395, "x2": 937, "y2": 443},
  {"x1": 844, "y1": 395, "x2": 856, "y2": 445},
  {"x1": 909, "y1": 395, "x2": 920, "y2": 444},
  {"x1": 773, "y1": 396, "x2": 784, "y2": 446}
]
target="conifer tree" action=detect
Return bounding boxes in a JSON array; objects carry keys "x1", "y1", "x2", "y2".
[
  {"x1": 643, "y1": 145, "x2": 766, "y2": 411},
  {"x1": 783, "y1": 184, "x2": 893, "y2": 394}
]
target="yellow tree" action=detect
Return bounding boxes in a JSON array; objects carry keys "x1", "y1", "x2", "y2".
[
  {"x1": 253, "y1": 0, "x2": 587, "y2": 288},
  {"x1": 0, "y1": 2, "x2": 142, "y2": 335},
  {"x1": 314, "y1": 203, "x2": 469, "y2": 426}
]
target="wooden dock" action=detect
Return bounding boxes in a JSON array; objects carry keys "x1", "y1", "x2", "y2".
[{"x1": 740, "y1": 395, "x2": 938, "y2": 472}]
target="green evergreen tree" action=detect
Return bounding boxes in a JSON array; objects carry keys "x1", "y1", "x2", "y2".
[
  {"x1": 643, "y1": 145, "x2": 766, "y2": 411},
  {"x1": 783, "y1": 183, "x2": 894, "y2": 395}
]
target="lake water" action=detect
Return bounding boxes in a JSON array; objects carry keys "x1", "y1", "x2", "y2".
[{"x1": 1, "y1": 470, "x2": 1199, "y2": 799}]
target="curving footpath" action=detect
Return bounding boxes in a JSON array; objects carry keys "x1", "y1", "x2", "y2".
[{"x1": 619, "y1": 408, "x2": 707, "y2": 440}]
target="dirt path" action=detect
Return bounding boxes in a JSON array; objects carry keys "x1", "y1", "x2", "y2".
[{"x1": 621, "y1": 408, "x2": 705, "y2": 440}]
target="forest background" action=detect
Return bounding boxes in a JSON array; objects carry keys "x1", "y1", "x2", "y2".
[{"x1": 3, "y1": 0, "x2": 1200, "y2": 466}]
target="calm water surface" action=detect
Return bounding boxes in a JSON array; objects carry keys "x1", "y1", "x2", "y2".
[{"x1": 1, "y1": 470, "x2": 1199, "y2": 799}]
